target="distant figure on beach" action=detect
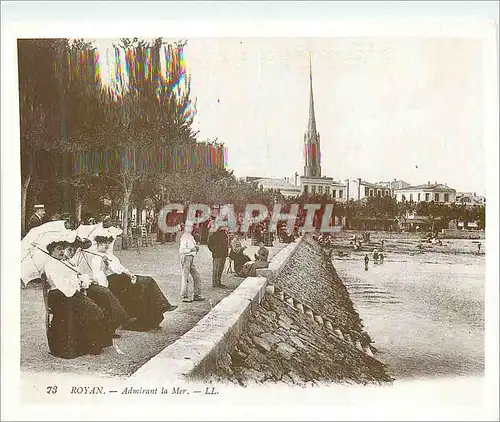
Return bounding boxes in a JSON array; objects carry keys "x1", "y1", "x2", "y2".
[
  {"x1": 430, "y1": 237, "x2": 442, "y2": 246},
  {"x1": 381, "y1": 239, "x2": 385, "y2": 249},
  {"x1": 379, "y1": 252, "x2": 384, "y2": 263},
  {"x1": 364, "y1": 254, "x2": 369, "y2": 271},
  {"x1": 478, "y1": 243, "x2": 481, "y2": 253}
]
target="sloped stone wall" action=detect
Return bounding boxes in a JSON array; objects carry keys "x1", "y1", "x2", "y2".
[
  {"x1": 211, "y1": 294, "x2": 392, "y2": 385},
  {"x1": 209, "y1": 235, "x2": 392, "y2": 385},
  {"x1": 270, "y1": 235, "x2": 364, "y2": 334}
]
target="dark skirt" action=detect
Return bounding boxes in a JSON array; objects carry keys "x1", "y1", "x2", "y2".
[
  {"x1": 86, "y1": 284, "x2": 130, "y2": 339},
  {"x1": 47, "y1": 290, "x2": 108, "y2": 359},
  {"x1": 230, "y1": 251, "x2": 251, "y2": 274},
  {"x1": 107, "y1": 274, "x2": 169, "y2": 331},
  {"x1": 237, "y1": 260, "x2": 269, "y2": 278}
]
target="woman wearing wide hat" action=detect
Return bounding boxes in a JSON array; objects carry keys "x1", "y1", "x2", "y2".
[
  {"x1": 90, "y1": 235, "x2": 177, "y2": 331},
  {"x1": 67, "y1": 237, "x2": 135, "y2": 340},
  {"x1": 43, "y1": 237, "x2": 109, "y2": 358}
]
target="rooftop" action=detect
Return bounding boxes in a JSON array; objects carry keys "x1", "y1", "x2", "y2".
[
  {"x1": 359, "y1": 181, "x2": 392, "y2": 189},
  {"x1": 255, "y1": 178, "x2": 301, "y2": 190},
  {"x1": 394, "y1": 182, "x2": 456, "y2": 192},
  {"x1": 301, "y1": 175, "x2": 334, "y2": 181}
]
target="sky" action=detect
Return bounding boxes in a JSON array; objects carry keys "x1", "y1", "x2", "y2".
[{"x1": 96, "y1": 37, "x2": 485, "y2": 194}]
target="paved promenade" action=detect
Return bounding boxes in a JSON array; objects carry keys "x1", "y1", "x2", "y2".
[{"x1": 20, "y1": 238, "x2": 286, "y2": 378}]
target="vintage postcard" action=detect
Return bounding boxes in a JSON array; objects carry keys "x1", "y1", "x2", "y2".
[{"x1": 1, "y1": 1, "x2": 499, "y2": 420}]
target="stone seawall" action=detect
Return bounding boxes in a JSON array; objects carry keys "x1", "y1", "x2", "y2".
[
  {"x1": 268, "y1": 236, "x2": 365, "y2": 334},
  {"x1": 128, "y1": 240, "x2": 300, "y2": 382},
  {"x1": 210, "y1": 235, "x2": 392, "y2": 385},
  {"x1": 129, "y1": 237, "x2": 391, "y2": 385}
]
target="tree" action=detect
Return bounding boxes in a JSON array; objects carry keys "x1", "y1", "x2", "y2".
[
  {"x1": 103, "y1": 38, "x2": 198, "y2": 243},
  {"x1": 54, "y1": 39, "x2": 107, "y2": 222},
  {"x1": 395, "y1": 199, "x2": 415, "y2": 230},
  {"x1": 364, "y1": 196, "x2": 398, "y2": 229},
  {"x1": 416, "y1": 201, "x2": 445, "y2": 232},
  {"x1": 18, "y1": 39, "x2": 69, "y2": 234},
  {"x1": 477, "y1": 205, "x2": 485, "y2": 230}
]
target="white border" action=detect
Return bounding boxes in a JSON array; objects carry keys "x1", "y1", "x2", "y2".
[{"x1": 2, "y1": 3, "x2": 499, "y2": 421}]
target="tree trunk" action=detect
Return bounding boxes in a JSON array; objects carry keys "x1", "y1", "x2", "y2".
[
  {"x1": 122, "y1": 188, "x2": 131, "y2": 249},
  {"x1": 75, "y1": 197, "x2": 83, "y2": 223},
  {"x1": 137, "y1": 207, "x2": 142, "y2": 225},
  {"x1": 21, "y1": 172, "x2": 32, "y2": 236}
]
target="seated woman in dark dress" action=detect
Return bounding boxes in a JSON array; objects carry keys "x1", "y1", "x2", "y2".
[
  {"x1": 90, "y1": 235, "x2": 177, "y2": 331},
  {"x1": 229, "y1": 233, "x2": 251, "y2": 275},
  {"x1": 43, "y1": 240, "x2": 111, "y2": 358},
  {"x1": 237, "y1": 241, "x2": 270, "y2": 278}
]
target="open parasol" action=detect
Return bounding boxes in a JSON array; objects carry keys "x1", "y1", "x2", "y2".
[{"x1": 21, "y1": 225, "x2": 77, "y2": 286}]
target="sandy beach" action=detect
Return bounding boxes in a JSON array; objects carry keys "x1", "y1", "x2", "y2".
[{"x1": 331, "y1": 233, "x2": 485, "y2": 380}]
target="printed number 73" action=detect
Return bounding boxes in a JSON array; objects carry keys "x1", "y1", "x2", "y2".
[{"x1": 46, "y1": 386, "x2": 58, "y2": 394}]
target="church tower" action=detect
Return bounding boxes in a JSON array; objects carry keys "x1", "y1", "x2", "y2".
[{"x1": 303, "y1": 56, "x2": 321, "y2": 178}]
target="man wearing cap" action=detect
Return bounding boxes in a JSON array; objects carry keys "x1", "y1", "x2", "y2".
[{"x1": 26, "y1": 204, "x2": 46, "y2": 233}]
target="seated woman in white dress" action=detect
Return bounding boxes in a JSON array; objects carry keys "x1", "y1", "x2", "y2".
[
  {"x1": 90, "y1": 235, "x2": 177, "y2": 331},
  {"x1": 66, "y1": 238, "x2": 135, "y2": 339},
  {"x1": 44, "y1": 240, "x2": 109, "y2": 358}
]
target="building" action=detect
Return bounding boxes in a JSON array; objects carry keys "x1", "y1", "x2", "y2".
[
  {"x1": 376, "y1": 179, "x2": 411, "y2": 192},
  {"x1": 239, "y1": 176, "x2": 268, "y2": 183},
  {"x1": 253, "y1": 177, "x2": 302, "y2": 198},
  {"x1": 299, "y1": 57, "x2": 347, "y2": 201},
  {"x1": 455, "y1": 192, "x2": 486, "y2": 206},
  {"x1": 346, "y1": 178, "x2": 392, "y2": 201},
  {"x1": 393, "y1": 182, "x2": 457, "y2": 203},
  {"x1": 301, "y1": 175, "x2": 347, "y2": 200},
  {"x1": 398, "y1": 212, "x2": 434, "y2": 232}
]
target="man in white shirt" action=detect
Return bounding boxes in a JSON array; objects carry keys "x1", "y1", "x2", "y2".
[{"x1": 179, "y1": 225, "x2": 205, "y2": 303}]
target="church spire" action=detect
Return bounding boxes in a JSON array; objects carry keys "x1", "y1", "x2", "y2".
[
  {"x1": 303, "y1": 54, "x2": 321, "y2": 178},
  {"x1": 308, "y1": 53, "x2": 317, "y2": 136}
]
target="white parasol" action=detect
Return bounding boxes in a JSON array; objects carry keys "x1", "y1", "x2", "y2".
[
  {"x1": 76, "y1": 223, "x2": 101, "y2": 243},
  {"x1": 73, "y1": 224, "x2": 123, "y2": 275},
  {"x1": 21, "y1": 225, "x2": 77, "y2": 286}
]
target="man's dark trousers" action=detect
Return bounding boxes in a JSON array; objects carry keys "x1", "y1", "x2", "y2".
[{"x1": 212, "y1": 257, "x2": 225, "y2": 286}]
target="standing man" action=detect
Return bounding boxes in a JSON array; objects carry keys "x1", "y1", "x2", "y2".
[
  {"x1": 179, "y1": 224, "x2": 205, "y2": 303},
  {"x1": 26, "y1": 204, "x2": 46, "y2": 234},
  {"x1": 208, "y1": 227, "x2": 229, "y2": 288}
]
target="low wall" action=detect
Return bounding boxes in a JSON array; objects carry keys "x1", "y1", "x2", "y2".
[
  {"x1": 441, "y1": 229, "x2": 485, "y2": 240},
  {"x1": 128, "y1": 239, "x2": 301, "y2": 382}
]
